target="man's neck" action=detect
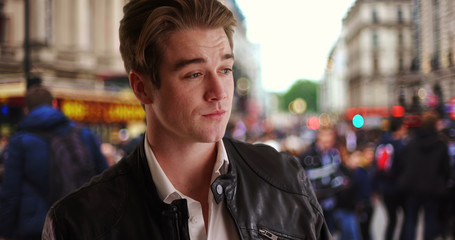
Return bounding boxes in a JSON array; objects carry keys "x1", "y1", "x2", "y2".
[
  {"x1": 147, "y1": 135, "x2": 218, "y2": 231},
  {"x1": 147, "y1": 135, "x2": 217, "y2": 198}
]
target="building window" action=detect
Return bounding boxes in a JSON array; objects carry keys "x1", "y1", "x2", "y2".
[
  {"x1": 398, "y1": 31, "x2": 403, "y2": 46},
  {"x1": 399, "y1": 57, "x2": 404, "y2": 72},
  {"x1": 450, "y1": 37, "x2": 454, "y2": 67},
  {"x1": 397, "y1": 7, "x2": 404, "y2": 24},
  {"x1": 373, "y1": 55, "x2": 379, "y2": 73},
  {"x1": 372, "y1": 8, "x2": 379, "y2": 24},
  {"x1": 0, "y1": 14, "x2": 9, "y2": 44},
  {"x1": 432, "y1": 0, "x2": 440, "y2": 71},
  {"x1": 431, "y1": 54, "x2": 439, "y2": 70},
  {"x1": 448, "y1": 51, "x2": 453, "y2": 67},
  {"x1": 373, "y1": 32, "x2": 379, "y2": 48}
]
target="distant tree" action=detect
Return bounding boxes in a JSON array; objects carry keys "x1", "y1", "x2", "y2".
[{"x1": 279, "y1": 79, "x2": 318, "y2": 113}]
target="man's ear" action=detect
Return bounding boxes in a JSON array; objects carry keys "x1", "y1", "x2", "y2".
[{"x1": 129, "y1": 70, "x2": 154, "y2": 104}]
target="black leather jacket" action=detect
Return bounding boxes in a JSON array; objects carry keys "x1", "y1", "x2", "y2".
[{"x1": 43, "y1": 137, "x2": 332, "y2": 239}]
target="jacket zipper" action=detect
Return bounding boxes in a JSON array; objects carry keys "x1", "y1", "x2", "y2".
[{"x1": 259, "y1": 227, "x2": 279, "y2": 240}]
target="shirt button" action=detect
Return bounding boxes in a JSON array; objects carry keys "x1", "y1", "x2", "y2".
[
  {"x1": 190, "y1": 216, "x2": 198, "y2": 224},
  {"x1": 216, "y1": 184, "x2": 223, "y2": 195},
  {"x1": 171, "y1": 205, "x2": 178, "y2": 212}
]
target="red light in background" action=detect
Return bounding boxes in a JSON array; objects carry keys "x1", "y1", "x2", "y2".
[
  {"x1": 449, "y1": 97, "x2": 455, "y2": 120},
  {"x1": 306, "y1": 116, "x2": 320, "y2": 130},
  {"x1": 391, "y1": 105, "x2": 405, "y2": 117}
]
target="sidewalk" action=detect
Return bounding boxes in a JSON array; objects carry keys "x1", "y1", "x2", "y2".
[{"x1": 370, "y1": 200, "x2": 424, "y2": 240}]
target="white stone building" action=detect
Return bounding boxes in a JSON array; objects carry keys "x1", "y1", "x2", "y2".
[
  {"x1": 343, "y1": 0, "x2": 413, "y2": 108},
  {"x1": 401, "y1": 0, "x2": 455, "y2": 107},
  {"x1": 319, "y1": 28, "x2": 348, "y2": 116}
]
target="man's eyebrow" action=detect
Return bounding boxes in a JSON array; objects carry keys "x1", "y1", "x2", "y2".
[
  {"x1": 223, "y1": 53, "x2": 235, "y2": 61},
  {"x1": 172, "y1": 53, "x2": 235, "y2": 72},
  {"x1": 172, "y1": 58, "x2": 205, "y2": 72}
]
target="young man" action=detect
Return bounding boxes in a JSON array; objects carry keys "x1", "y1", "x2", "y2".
[
  {"x1": 0, "y1": 86, "x2": 108, "y2": 240},
  {"x1": 42, "y1": 0, "x2": 331, "y2": 239}
]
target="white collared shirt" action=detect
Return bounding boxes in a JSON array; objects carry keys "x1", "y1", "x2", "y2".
[{"x1": 144, "y1": 140, "x2": 239, "y2": 240}]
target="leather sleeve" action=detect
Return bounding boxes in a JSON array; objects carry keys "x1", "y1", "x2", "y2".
[{"x1": 42, "y1": 208, "x2": 58, "y2": 240}]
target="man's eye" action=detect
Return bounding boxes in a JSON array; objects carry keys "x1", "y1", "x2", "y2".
[
  {"x1": 221, "y1": 68, "x2": 233, "y2": 74},
  {"x1": 187, "y1": 73, "x2": 201, "y2": 78}
]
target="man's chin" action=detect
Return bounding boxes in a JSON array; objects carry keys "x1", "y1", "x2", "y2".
[
  {"x1": 198, "y1": 132, "x2": 225, "y2": 143},
  {"x1": 201, "y1": 136, "x2": 223, "y2": 143}
]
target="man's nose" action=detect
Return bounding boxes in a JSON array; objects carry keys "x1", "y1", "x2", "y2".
[{"x1": 204, "y1": 72, "x2": 228, "y2": 102}]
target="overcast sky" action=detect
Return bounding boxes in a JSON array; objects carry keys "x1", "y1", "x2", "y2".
[{"x1": 235, "y1": 0, "x2": 356, "y2": 93}]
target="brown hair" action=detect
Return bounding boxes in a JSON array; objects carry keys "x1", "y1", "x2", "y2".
[
  {"x1": 421, "y1": 110, "x2": 439, "y2": 130},
  {"x1": 25, "y1": 86, "x2": 54, "y2": 111},
  {"x1": 119, "y1": 0, "x2": 237, "y2": 88}
]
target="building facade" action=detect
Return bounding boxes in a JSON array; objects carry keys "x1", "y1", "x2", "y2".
[
  {"x1": 319, "y1": 28, "x2": 348, "y2": 116},
  {"x1": 398, "y1": 0, "x2": 455, "y2": 115},
  {"x1": 343, "y1": 0, "x2": 413, "y2": 110},
  {"x1": 328, "y1": 0, "x2": 455, "y2": 122}
]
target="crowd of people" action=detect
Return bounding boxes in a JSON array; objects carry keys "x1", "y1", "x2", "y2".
[{"x1": 233, "y1": 109, "x2": 455, "y2": 240}]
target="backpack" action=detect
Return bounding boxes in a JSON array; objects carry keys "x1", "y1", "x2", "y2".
[
  {"x1": 31, "y1": 126, "x2": 97, "y2": 204},
  {"x1": 375, "y1": 143, "x2": 394, "y2": 172}
]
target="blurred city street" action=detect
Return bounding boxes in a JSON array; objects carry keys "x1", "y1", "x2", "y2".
[
  {"x1": 370, "y1": 200, "x2": 426, "y2": 240},
  {"x1": 0, "y1": 0, "x2": 454, "y2": 239},
  {"x1": 371, "y1": 200, "x2": 387, "y2": 240}
]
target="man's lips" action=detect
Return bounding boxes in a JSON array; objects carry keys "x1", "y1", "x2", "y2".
[{"x1": 202, "y1": 110, "x2": 226, "y2": 120}]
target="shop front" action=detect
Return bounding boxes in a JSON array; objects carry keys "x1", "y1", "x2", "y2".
[{"x1": 0, "y1": 82, "x2": 145, "y2": 145}]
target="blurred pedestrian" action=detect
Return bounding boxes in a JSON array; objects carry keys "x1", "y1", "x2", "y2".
[
  {"x1": 298, "y1": 127, "x2": 349, "y2": 234},
  {"x1": 41, "y1": 0, "x2": 331, "y2": 239},
  {"x1": 397, "y1": 110, "x2": 450, "y2": 240},
  {"x1": 0, "y1": 85, "x2": 108, "y2": 240},
  {"x1": 373, "y1": 117, "x2": 408, "y2": 240},
  {"x1": 0, "y1": 136, "x2": 8, "y2": 187},
  {"x1": 101, "y1": 142, "x2": 122, "y2": 166},
  {"x1": 0, "y1": 136, "x2": 7, "y2": 154},
  {"x1": 332, "y1": 149, "x2": 364, "y2": 240},
  {"x1": 440, "y1": 123, "x2": 455, "y2": 238},
  {"x1": 356, "y1": 144, "x2": 375, "y2": 240}
]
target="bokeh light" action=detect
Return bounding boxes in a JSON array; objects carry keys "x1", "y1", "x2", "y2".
[
  {"x1": 118, "y1": 129, "x2": 129, "y2": 141},
  {"x1": 449, "y1": 97, "x2": 455, "y2": 120},
  {"x1": 390, "y1": 105, "x2": 405, "y2": 117},
  {"x1": 1, "y1": 105, "x2": 8, "y2": 116},
  {"x1": 352, "y1": 114, "x2": 364, "y2": 128},
  {"x1": 418, "y1": 88, "x2": 427, "y2": 99},
  {"x1": 289, "y1": 98, "x2": 307, "y2": 114},
  {"x1": 236, "y1": 77, "x2": 250, "y2": 96},
  {"x1": 319, "y1": 113, "x2": 331, "y2": 127},
  {"x1": 306, "y1": 116, "x2": 320, "y2": 130}
]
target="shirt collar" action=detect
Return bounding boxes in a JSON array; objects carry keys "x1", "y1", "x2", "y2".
[
  {"x1": 212, "y1": 140, "x2": 230, "y2": 180},
  {"x1": 144, "y1": 139, "x2": 229, "y2": 204}
]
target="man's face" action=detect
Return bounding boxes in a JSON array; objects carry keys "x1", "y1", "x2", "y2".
[
  {"x1": 148, "y1": 28, "x2": 234, "y2": 143},
  {"x1": 317, "y1": 129, "x2": 336, "y2": 152}
]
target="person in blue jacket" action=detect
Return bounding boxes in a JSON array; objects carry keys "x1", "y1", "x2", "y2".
[{"x1": 0, "y1": 85, "x2": 108, "y2": 240}]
